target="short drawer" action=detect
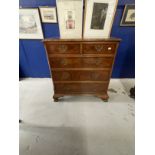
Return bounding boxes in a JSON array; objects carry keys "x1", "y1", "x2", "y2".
[
  {"x1": 52, "y1": 70, "x2": 111, "y2": 81},
  {"x1": 82, "y1": 43, "x2": 117, "y2": 54},
  {"x1": 49, "y1": 57, "x2": 113, "y2": 68},
  {"x1": 54, "y1": 83, "x2": 108, "y2": 93},
  {"x1": 45, "y1": 43, "x2": 80, "y2": 54}
]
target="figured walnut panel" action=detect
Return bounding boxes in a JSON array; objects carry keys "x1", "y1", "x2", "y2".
[
  {"x1": 49, "y1": 57, "x2": 113, "y2": 68},
  {"x1": 46, "y1": 43, "x2": 80, "y2": 54},
  {"x1": 54, "y1": 83, "x2": 108, "y2": 94},
  {"x1": 52, "y1": 70, "x2": 111, "y2": 81},
  {"x1": 82, "y1": 42, "x2": 117, "y2": 54}
]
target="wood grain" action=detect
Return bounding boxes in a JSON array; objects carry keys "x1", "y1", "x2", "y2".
[{"x1": 44, "y1": 39, "x2": 120, "y2": 102}]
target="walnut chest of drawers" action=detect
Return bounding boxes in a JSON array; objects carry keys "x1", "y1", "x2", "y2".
[{"x1": 43, "y1": 38, "x2": 120, "y2": 102}]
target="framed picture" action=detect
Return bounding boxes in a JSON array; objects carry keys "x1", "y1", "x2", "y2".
[
  {"x1": 83, "y1": 0, "x2": 118, "y2": 39},
  {"x1": 56, "y1": 0, "x2": 83, "y2": 39},
  {"x1": 39, "y1": 6, "x2": 57, "y2": 23},
  {"x1": 120, "y1": 4, "x2": 135, "y2": 26},
  {"x1": 19, "y1": 8, "x2": 44, "y2": 39}
]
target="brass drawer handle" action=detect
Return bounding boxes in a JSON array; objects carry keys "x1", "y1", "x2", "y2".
[
  {"x1": 92, "y1": 73, "x2": 100, "y2": 80},
  {"x1": 65, "y1": 87, "x2": 71, "y2": 91},
  {"x1": 60, "y1": 59, "x2": 68, "y2": 65},
  {"x1": 62, "y1": 72, "x2": 70, "y2": 80},
  {"x1": 95, "y1": 59, "x2": 102, "y2": 65},
  {"x1": 95, "y1": 45, "x2": 103, "y2": 52},
  {"x1": 58, "y1": 45, "x2": 68, "y2": 52}
]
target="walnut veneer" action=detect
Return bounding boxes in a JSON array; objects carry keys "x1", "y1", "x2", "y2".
[{"x1": 43, "y1": 38, "x2": 120, "y2": 102}]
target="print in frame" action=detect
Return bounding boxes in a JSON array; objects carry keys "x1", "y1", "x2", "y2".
[
  {"x1": 19, "y1": 8, "x2": 44, "y2": 39},
  {"x1": 91, "y1": 3, "x2": 108, "y2": 30},
  {"x1": 66, "y1": 10, "x2": 75, "y2": 29},
  {"x1": 84, "y1": 0, "x2": 118, "y2": 39},
  {"x1": 56, "y1": 0, "x2": 83, "y2": 39},
  {"x1": 120, "y1": 4, "x2": 135, "y2": 26},
  {"x1": 39, "y1": 6, "x2": 57, "y2": 23}
]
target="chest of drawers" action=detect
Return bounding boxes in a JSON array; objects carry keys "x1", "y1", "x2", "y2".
[{"x1": 43, "y1": 39, "x2": 120, "y2": 102}]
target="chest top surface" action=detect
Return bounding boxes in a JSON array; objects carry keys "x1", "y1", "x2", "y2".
[{"x1": 43, "y1": 38, "x2": 121, "y2": 43}]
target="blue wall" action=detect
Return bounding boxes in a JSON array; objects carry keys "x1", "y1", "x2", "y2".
[{"x1": 19, "y1": 0, "x2": 135, "y2": 78}]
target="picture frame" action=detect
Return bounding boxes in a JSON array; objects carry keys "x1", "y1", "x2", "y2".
[
  {"x1": 39, "y1": 6, "x2": 57, "y2": 23},
  {"x1": 19, "y1": 8, "x2": 44, "y2": 39},
  {"x1": 83, "y1": 0, "x2": 118, "y2": 39},
  {"x1": 120, "y1": 4, "x2": 135, "y2": 26},
  {"x1": 56, "y1": 0, "x2": 83, "y2": 39}
]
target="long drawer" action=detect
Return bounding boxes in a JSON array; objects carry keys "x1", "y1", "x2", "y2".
[
  {"x1": 54, "y1": 82, "x2": 108, "y2": 94},
  {"x1": 49, "y1": 57, "x2": 113, "y2": 68},
  {"x1": 52, "y1": 69, "x2": 111, "y2": 81}
]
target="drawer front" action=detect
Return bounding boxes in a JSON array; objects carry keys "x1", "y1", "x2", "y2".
[
  {"x1": 45, "y1": 43, "x2": 80, "y2": 54},
  {"x1": 54, "y1": 83, "x2": 108, "y2": 93},
  {"x1": 49, "y1": 57, "x2": 113, "y2": 68},
  {"x1": 49, "y1": 57, "x2": 81, "y2": 68},
  {"x1": 82, "y1": 57, "x2": 113, "y2": 68},
  {"x1": 52, "y1": 70, "x2": 111, "y2": 81},
  {"x1": 82, "y1": 43, "x2": 116, "y2": 54}
]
